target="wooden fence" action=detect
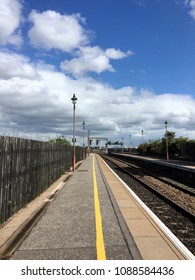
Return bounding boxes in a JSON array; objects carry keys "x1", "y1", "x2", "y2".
[{"x1": 0, "y1": 136, "x2": 83, "y2": 225}]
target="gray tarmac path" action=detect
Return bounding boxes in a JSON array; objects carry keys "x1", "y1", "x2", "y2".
[{"x1": 11, "y1": 155, "x2": 132, "y2": 260}]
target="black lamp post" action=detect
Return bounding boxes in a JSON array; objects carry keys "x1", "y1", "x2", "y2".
[
  {"x1": 71, "y1": 94, "x2": 77, "y2": 171},
  {"x1": 164, "y1": 120, "x2": 169, "y2": 160},
  {"x1": 82, "y1": 121, "x2": 85, "y2": 160},
  {"x1": 141, "y1": 130, "x2": 144, "y2": 154},
  {"x1": 141, "y1": 130, "x2": 144, "y2": 144},
  {"x1": 129, "y1": 134, "x2": 131, "y2": 154},
  {"x1": 87, "y1": 130, "x2": 90, "y2": 156}
]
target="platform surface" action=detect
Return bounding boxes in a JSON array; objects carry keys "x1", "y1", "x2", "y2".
[
  {"x1": 9, "y1": 154, "x2": 134, "y2": 260},
  {"x1": 0, "y1": 153, "x2": 193, "y2": 260}
]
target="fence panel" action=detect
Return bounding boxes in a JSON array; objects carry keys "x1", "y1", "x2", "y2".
[{"x1": 0, "y1": 136, "x2": 83, "y2": 225}]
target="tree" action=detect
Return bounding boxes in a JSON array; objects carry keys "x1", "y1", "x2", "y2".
[
  {"x1": 162, "y1": 130, "x2": 176, "y2": 157},
  {"x1": 148, "y1": 139, "x2": 162, "y2": 155},
  {"x1": 165, "y1": 131, "x2": 176, "y2": 141},
  {"x1": 48, "y1": 135, "x2": 70, "y2": 146}
]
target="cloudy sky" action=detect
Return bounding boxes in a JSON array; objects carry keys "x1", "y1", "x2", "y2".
[{"x1": 1, "y1": 0, "x2": 195, "y2": 147}]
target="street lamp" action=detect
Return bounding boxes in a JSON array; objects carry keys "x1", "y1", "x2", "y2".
[
  {"x1": 82, "y1": 121, "x2": 86, "y2": 160},
  {"x1": 164, "y1": 120, "x2": 169, "y2": 160},
  {"x1": 71, "y1": 94, "x2": 77, "y2": 171},
  {"x1": 121, "y1": 137, "x2": 123, "y2": 153},
  {"x1": 141, "y1": 130, "x2": 144, "y2": 154},
  {"x1": 87, "y1": 130, "x2": 90, "y2": 156},
  {"x1": 129, "y1": 134, "x2": 131, "y2": 154}
]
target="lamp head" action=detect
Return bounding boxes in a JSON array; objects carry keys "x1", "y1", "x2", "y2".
[{"x1": 71, "y1": 94, "x2": 77, "y2": 105}]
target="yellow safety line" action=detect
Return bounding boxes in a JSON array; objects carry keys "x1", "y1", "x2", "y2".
[{"x1": 92, "y1": 154, "x2": 106, "y2": 260}]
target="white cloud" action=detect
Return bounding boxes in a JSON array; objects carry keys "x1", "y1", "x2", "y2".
[
  {"x1": 105, "y1": 48, "x2": 134, "y2": 59},
  {"x1": 0, "y1": 51, "x2": 38, "y2": 79},
  {"x1": 0, "y1": 0, "x2": 23, "y2": 46},
  {"x1": 60, "y1": 46, "x2": 133, "y2": 77},
  {"x1": 131, "y1": 0, "x2": 146, "y2": 7},
  {"x1": 0, "y1": 2, "x2": 195, "y2": 144},
  {"x1": 184, "y1": 0, "x2": 195, "y2": 19},
  {"x1": 28, "y1": 10, "x2": 89, "y2": 52},
  {"x1": 1, "y1": 50, "x2": 195, "y2": 144}
]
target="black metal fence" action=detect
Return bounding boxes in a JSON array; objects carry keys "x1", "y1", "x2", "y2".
[{"x1": 0, "y1": 136, "x2": 83, "y2": 225}]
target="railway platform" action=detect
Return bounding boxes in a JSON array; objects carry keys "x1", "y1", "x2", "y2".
[
  {"x1": 0, "y1": 153, "x2": 194, "y2": 260},
  {"x1": 115, "y1": 153, "x2": 195, "y2": 170}
]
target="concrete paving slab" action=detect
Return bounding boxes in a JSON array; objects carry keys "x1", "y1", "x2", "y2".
[
  {"x1": 117, "y1": 199, "x2": 137, "y2": 208},
  {"x1": 134, "y1": 236, "x2": 180, "y2": 260},
  {"x1": 126, "y1": 219, "x2": 161, "y2": 237},
  {"x1": 120, "y1": 208, "x2": 146, "y2": 219}
]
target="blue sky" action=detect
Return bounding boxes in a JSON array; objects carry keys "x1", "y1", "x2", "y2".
[{"x1": 1, "y1": 0, "x2": 195, "y2": 146}]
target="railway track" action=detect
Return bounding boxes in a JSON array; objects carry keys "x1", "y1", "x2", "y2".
[
  {"x1": 110, "y1": 154, "x2": 195, "y2": 196},
  {"x1": 103, "y1": 155, "x2": 195, "y2": 217},
  {"x1": 100, "y1": 154, "x2": 195, "y2": 256}
]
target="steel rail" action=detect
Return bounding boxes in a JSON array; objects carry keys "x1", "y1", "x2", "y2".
[
  {"x1": 101, "y1": 155, "x2": 195, "y2": 223},
  {"x1": 110, "y1": 154, "x2": 195, "y2": 196}
]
